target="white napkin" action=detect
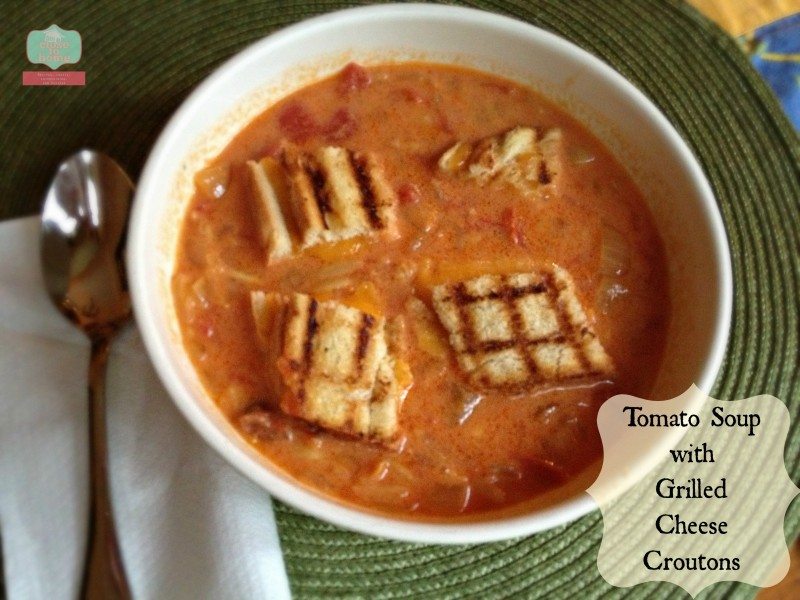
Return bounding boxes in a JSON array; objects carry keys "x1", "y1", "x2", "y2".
[{"x1": 0, "y1": 217, "x2": 291, "y2": 600}]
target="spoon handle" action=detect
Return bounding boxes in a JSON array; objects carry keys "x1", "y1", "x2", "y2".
[{"x1": 81, "y1": 337, "x2": 132, "y2": 600}]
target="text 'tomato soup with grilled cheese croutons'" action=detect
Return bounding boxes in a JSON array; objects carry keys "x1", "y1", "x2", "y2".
[{"x1": 172, "y1": 61, "x2": 670, "y2": 519}]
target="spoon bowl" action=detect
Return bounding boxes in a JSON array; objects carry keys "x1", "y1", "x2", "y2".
[{"x1": 41, "y1": 149, "x2": 132, "y2": 338}]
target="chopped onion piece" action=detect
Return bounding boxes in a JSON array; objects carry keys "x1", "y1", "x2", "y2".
[
  {"x1": 220, "y1": 384, "x2": 250, "y2": 415},
  {"x1": 426, "y1": 482, "x2": 472, "y2": 513},
  {"x1": 474, "y1": 480, "x2": 506, "y2": 505},
  {"x1": 386, "y1": 460, "x2": 415, "y2": 484},
  {"x1": 307, "y1": 259, "x2": 359, "y2": 285},
  {"x1": 351, "y1": 480, "x2": 412, "y2": 508},
  {"x1": 370, "y1": 460, "x2": 391, "y2": 482},
  {"x1": 191, "y1": 277, "x2": 211, "y2": 309},
  {"x1": 439, "y1": 466, "x2": 470, "y2": 486},
  {"x1": 600, "y1": 223, "x2": 631, "y2": 277},
  {"x1": 239, "y1": 410, "x2": 271, "y2": 439},
  {"x1": 487, "y1": 463, "x2": 524, "y2": 485},
  {"x1": 195, "y1": 164, "x2": 229, "y2": 200},
  {"x1": 596, "y1": 277, "x2": 630, "y2": 314},
  {"x1": 224, "y1": 268, "x2": 263, "y2": 286},
  {"x1": 568, "y1": 146, "x2": 596, "y2": 165},
  {"x1": 307, "y1": 277, "x2": 353, "y2": 295},
  {"x1": 392, "y1": 259, "x2": 418, "y2": 284},
  {"x1": 534, "y1": 403, "x2": 557, "y2": 424},
  {"x1": 405, "y1": 201, "x2": 440, "y2": 234},
  {"x1": 454, "y1": 388, "x2": 483, "y2": 426},
  {"x1": 393, "y1": 435, "x2": 409, "y2": 454}
]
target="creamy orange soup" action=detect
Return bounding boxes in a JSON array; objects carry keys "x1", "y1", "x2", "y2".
[{"x1": 172, "y1": 62, "x2": 670, "y2": 519}]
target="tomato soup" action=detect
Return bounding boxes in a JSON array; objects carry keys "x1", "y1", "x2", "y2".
[{"x1": 172, "y1": 62, "x2": 670, "y2": 519}]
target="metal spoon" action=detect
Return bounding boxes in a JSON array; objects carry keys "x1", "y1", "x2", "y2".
[{"x1": 41, "y1": 150, "x2": 133, "y2": 600}]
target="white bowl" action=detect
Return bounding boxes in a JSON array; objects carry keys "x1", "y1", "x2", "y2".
[{"x1": 127, "y1": 3, "x2": 732, "y2": 543}]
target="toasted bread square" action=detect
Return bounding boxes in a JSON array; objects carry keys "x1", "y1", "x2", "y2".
[
  {"x1": 248, "y1": 146, "x2": 399, "y2": 261},
  {"x1": 282, "y1": 146, "x2": 398, "y2": 248},
  {"x1": 250, "y1": 291, "x2": 411, "y2": 444},
  {"x1": 438, "y1": 126, "x2": 562, "y2": 196},
  {"x1": 431, "y1": 266, "x2": 613, "y2": 389}
]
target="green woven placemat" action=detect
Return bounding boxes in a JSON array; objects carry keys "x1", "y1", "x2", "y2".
[{"x1": 3, "y1": 1, "x2": 798, "y2": 598}]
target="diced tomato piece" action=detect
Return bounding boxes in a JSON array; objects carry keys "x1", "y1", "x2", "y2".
[
  {"x1": 482, "y1": 81, "x2": 514, "y2": 94},
  {"x1": 323, "y1": 108, "x2": 357, "y2": 141},
  {"x1": 397, "y1": 183, "x2": 421, "y2": 205},
  {"x1": 338, "y1": 62, "x2": 371, "y2": 94},
  {"x1": 475, "y1": 215, "x2": 496, "y2": 228},
  {"x1": 400, "y1": 87, "x2": 425, "y2": 104},
  {"x1": 192, "y1": 199, "x2": 213, "y2": 215},
  {"x1": 435, "y1": 108, "x2": 454, "y2": 134},
  {"x1": 502, "y1": 206, "x2": 525, "y2": 247},
  {"x1": 192, "y1": 314, "x2": 215, "y2": 339},
  {"x1": 255, "y1": 139, "x2": 281, "y2": 158},
  {"x1": 278, "y1": 102, "x2": 319, "y2": 142}
]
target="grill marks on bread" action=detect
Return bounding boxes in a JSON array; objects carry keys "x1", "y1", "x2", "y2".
[
  {"x1": 247, "y1": 146, "x2": 398, "y2": 261},
  {"x1": 438, "y1": 126, "x2": 562, "y2": 196},
  {"x1": 250, "y1": 291, "x2": 411, "y2": 444},
  {"x1": 432, "y1": 267, "x2": 613, "y2": 389},
  {"x1": 245, "y1": 126, "x2": 608, "y2": 443}
]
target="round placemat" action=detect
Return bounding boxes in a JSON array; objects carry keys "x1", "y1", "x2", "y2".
[{"x1": 2, "y1": 1, "x2": 798, "y2": 598}]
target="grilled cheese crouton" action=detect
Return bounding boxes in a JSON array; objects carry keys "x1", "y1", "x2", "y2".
[
  {"x1": 250, "y1": 291, "x2": 411, "y2": 444},
  {"x1": 438, "y1": 126, "x2": 562, "y2": 196},
  {"x1": 431, "y1": 267, "x2": 613, "y2": 389},
  {"x1": 248, "y1": 145, "x2": 398, "y2": 262},
  {"x1": 284, "y1": 146, "x2": 398, "y2": 247}
]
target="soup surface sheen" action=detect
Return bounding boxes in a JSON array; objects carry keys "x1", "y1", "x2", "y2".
[{"x1": 173, "y1": 62, "x2": 670, "y2": 520}]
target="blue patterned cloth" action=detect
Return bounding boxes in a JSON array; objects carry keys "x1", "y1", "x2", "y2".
[{"x1": 745, "y1": 13, "x2": 800, "y2": 130}]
